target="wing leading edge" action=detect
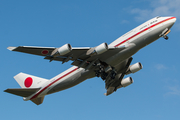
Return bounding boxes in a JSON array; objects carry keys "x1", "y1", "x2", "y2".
[{"x1": 7, "y1": 44, "x2": 127, "y2": 69}]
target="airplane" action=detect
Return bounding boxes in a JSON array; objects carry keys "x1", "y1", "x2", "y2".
[{"x1": 4, "y1": 16, "x2": 176, "y2": 105}]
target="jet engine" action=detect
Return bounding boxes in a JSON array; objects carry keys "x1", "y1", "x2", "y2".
[
  {"x1": 105, "y1": 77, "x2": 133, "y2": 96},
  {"x1": 95, "y1": 42, "x2": 108, "y2": 55},
  {"x1": 57, "y1": 44, "x2": 72, "y2": 55},
  {"x1": 126, "y1": 62, "x2": 143, "y2": 75},
  {"x1": 121, "y1": 77, "x2": 133, "y2": 87},
  {"x1": 87, "y1": 42, "x2": 108, "y2": 56}
]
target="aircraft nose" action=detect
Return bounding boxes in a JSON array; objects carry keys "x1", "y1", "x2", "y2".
[{"x1": 171, "y1": 17, "x2": 176, "y2": 23}]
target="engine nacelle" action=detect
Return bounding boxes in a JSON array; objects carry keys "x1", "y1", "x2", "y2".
[
  {"x1": 57, "y1": 44, "x2": 72, "y2": 55},
  {"x1": 94, "y1": 42, "x2": 108, "y2": 55},
  {"x1": 126, "y1": 62, "x2": 143, "y2": 75},
  {"x1": 121, "y1": 77, "x2": 133, "y2": 87}
]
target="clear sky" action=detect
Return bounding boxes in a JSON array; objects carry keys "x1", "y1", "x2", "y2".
[{"x1": 1, "y1": 0, "x2": 180, "y2": 120}]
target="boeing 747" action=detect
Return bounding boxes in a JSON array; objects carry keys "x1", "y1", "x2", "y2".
[{"x1": 5, "y1": 16, "x2": 176, "y2": 105}]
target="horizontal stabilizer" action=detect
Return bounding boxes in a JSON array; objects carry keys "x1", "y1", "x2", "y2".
[{"x1": 4, "y1": 88, "x2": 40, "y2": 97}]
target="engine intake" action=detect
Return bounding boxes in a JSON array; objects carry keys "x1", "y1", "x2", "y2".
[
  {"x1": 126, "y1": 62, "x2": 143, "y2": 75},
  {"x1": 121, "y1": 77, "x2": 133, "y2": 87},
  {"x1": 95, "y1": 42, "x2": 108, "y2": 55},
  {"x1": 86, "y1": 43, "x2": 109, "y2": 56},
  {"x1": 57, "y1": 44, "x2": 72, "y2": 55}
]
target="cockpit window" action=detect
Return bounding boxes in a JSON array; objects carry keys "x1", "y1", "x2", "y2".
[{"x1": 156, "y1": 16, "x2": 161, "y2": 19}]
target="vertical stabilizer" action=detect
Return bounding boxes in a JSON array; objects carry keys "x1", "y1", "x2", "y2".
[{"x1": 14, "y1": 72, "x2": 48, "y2": 88}]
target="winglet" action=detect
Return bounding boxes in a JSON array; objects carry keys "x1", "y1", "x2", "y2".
[{"x1": 7, "y1": 46, "x2": 17, "y2": 51}]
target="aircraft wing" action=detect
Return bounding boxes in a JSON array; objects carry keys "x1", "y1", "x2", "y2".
[
  {"x1": 8, "y1": 46, "x2": 90, "y2": 62},
  {"x1": 7, "y1": 44, "x2": 128, "y2": 67},
  {"x1": 103, "y1": 57, "x2": 134, "y2": 95},
  {"x1": 8, "y1": 46, "x2": 90, "y2": 58}
]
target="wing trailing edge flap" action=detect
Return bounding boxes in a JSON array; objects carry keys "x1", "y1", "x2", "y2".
[
  {"x1": 4, "y1": 88, "x2": 40, "y2": 97},
  {"x1": 44, "y1": 55, "x2": 65, "y2": 62}
]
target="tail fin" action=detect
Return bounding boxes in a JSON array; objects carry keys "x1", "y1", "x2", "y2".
[
  {"x1": 5, "y1": 72, "x2": 48, "y2": 105},
  {"x1": 14, "y1": 72, "x2": 48, "y2": 88}
]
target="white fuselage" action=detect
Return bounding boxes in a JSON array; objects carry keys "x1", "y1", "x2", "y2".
[{"x1": 24, "y1": 16, "x2": 176, "y2": 101}]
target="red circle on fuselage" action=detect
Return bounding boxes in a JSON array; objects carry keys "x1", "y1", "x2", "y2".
[
  {"x1": 24, "y1": 77, "x2": 33, "y2": 88},
  {"x1": 42, "y1": 50, "x2": 49, "y2": 55}
]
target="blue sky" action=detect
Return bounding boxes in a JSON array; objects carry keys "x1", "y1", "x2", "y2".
[{"x1": 1, "y1": 0, "x2": 180, "y2": 120}]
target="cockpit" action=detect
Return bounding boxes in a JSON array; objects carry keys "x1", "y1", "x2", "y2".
[{"x1": 156, "y1": 16, "x2": 161, "y2": 19}]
